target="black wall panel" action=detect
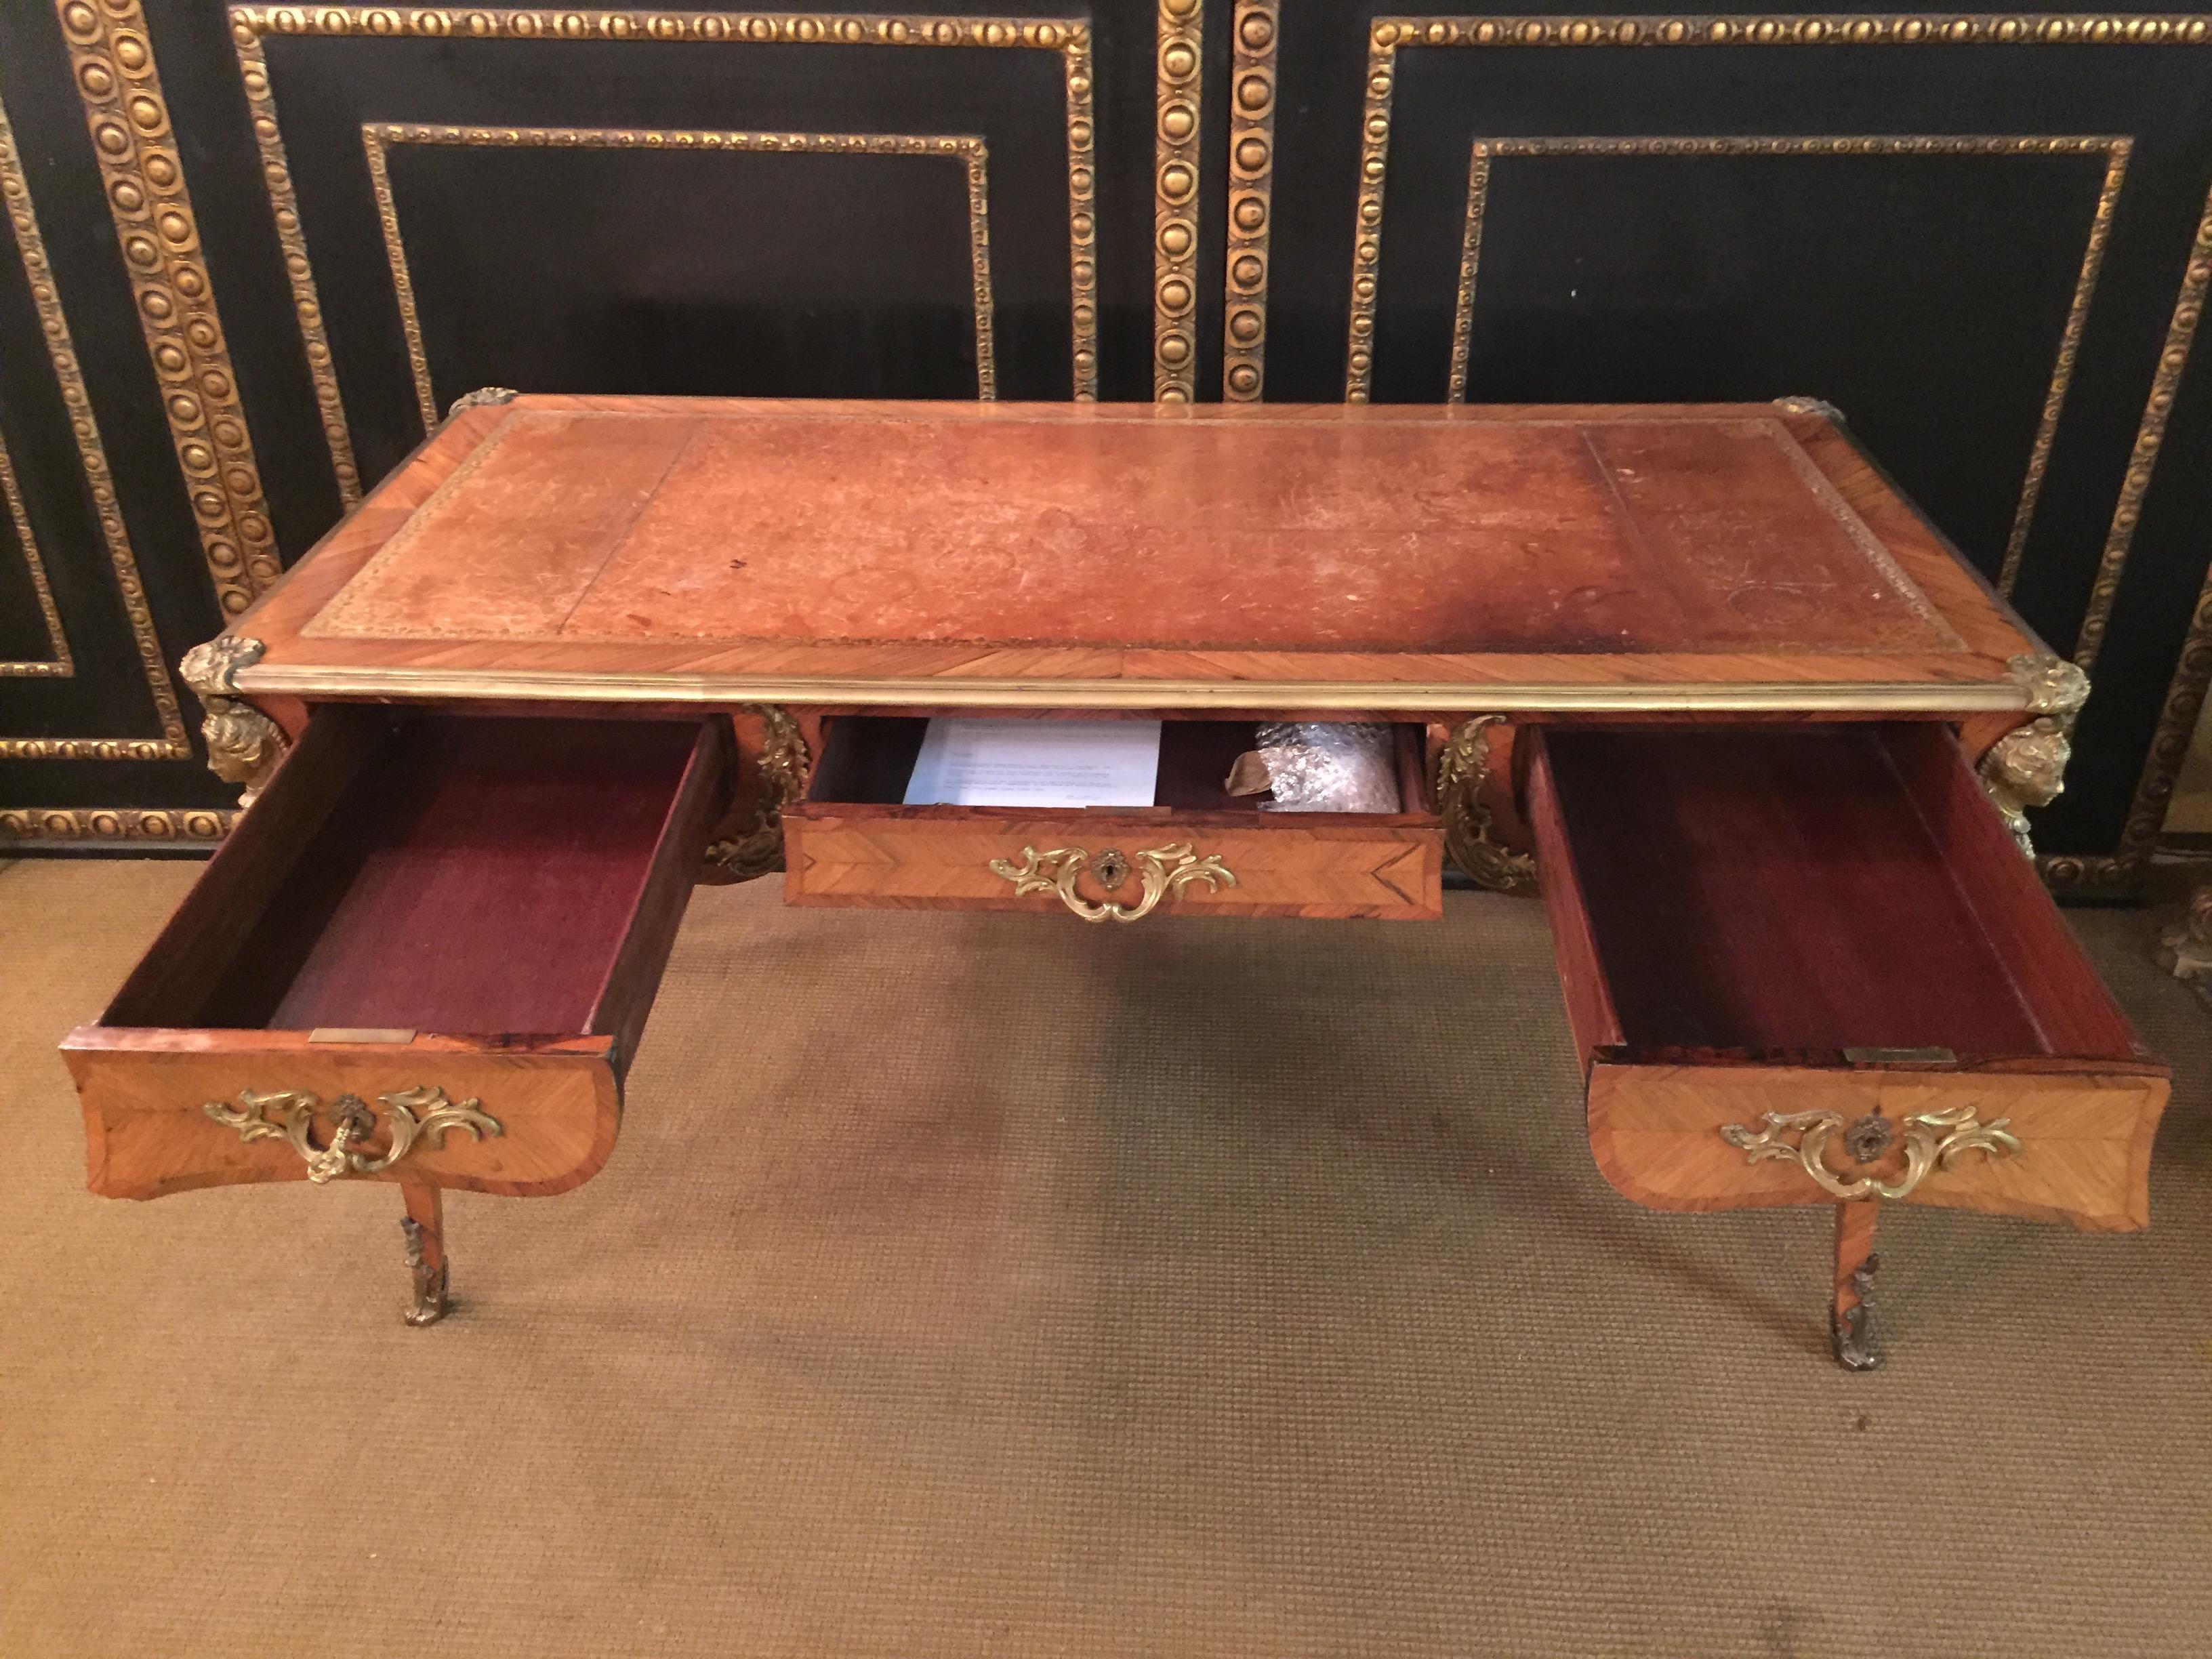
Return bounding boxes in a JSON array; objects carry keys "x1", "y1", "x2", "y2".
[{"x1": 1, "y1": 2, "x2": 2209, "y2": 889}]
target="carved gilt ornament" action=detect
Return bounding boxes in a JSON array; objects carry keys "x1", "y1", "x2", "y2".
[
  {"x1": 704, "y1": 704, "x2": 813, "y2": 881},
  {"x1": 1436, "y1": 715, "x2": 1536, "y2": 893},
  {"x1": 990, "y1": 840, "x2": 1235, "y2": 922},
  {"x1": 204, "y1": 1086, "x2": 502, "y2": 1183},
  {"x1": 1720, "y1": 1103, "x2": 2021, "y2": 1202}
]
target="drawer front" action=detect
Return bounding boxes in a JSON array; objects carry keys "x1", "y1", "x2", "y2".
[
  {"x1": 1523, "y1": 722, "x2": 2170, "y2": 1231},
  {"x1": 1589, "y1": 1061, "x2": 2169, "y2": 1230},
  {"x1": 786, "y1": 811, "x2": 1442, "y2": 920},
  {"x1": 62, "y1": 710, "x2": 731, "y2": 1207},
  {"x1": 65, "y1": 1033, "x2": 621, "y2": 1201}
]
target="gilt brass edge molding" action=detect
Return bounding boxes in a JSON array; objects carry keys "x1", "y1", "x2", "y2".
[
  {"x1": 1154, "y1": 0, "x2": 1202, "y2": 402},
  {"x1": 0, "y1": 806, "x2": 235, "y2": 842},
  {"x1": 2001, "y1": 138, "x2": 2131, "y2": 594},
  {"x1": 230, "y1": 6, "x2": 1084, "y2": 46},
  {"x1": 60, "y1": 0, "x2": 281, "y2": 612},
  {"x1": 230, "y1": 662, "x2": 2036, "y2": 712},
  {"x1": 229, "y1": 9, "x2": 1094, "y2": 483},
  {"x1": 1446, "y1": 138, "x2": 2125, "y2": 588},
  {"x1": 1370, "y1": 14, "x2": 2212, "y2": 48},
  {"x1": 2072, "y1": 176, "x2": 2212, "y2": 674},
  {"x1": 1221, "y1": 0, "x2": 1276, "y2": 399},
  {"x1": 2059, "y1": 177, "x2": 2212, "y2": 876},
  {"x1": 363, "y1": 125, "x2": 1000, "y2": 432},
  {"x1": 1445, "y1": 146, "x2": 1490, "y2": 405},
  {"x1": 229, "y1": 25, "x2": 365, "y2": 507},
  {"x1": 358, "y1": 127, "x2": 435, "y2": 434},
  {"x1": 0, "y1": 80, "x2": 188, "y2": 757},
  {"x1": 0, "y1": 419, "x2": 71, "y2": 676}
]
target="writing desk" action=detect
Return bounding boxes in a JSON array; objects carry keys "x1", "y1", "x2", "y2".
[{"x1": 62, "y1": 395, "x2": 2168, "y2": 1368}]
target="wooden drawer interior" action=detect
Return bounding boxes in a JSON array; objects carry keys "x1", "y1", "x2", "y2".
[
  {"x1": 805, "y1": 716, "x2": 1433, "y2": 817},
  {"x1": 1525, "y1": 722, "x2": 2168, "y2": 1227},
  {"x1": 64, "y1": 709, "x2": 730, "y2": 1201},
  {"x1": 104, "y1": 710, "x2": 725, "y2": 1046},
  {"x1": 1530, "y1": 722, "x2": 2143, "y2": 1060}
]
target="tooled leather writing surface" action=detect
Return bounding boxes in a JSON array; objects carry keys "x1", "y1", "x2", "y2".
[{"x1": 304, "y1": 405, "x2": 1957, "y2": 656}]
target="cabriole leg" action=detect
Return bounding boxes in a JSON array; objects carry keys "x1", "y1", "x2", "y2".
[
  {"x1": 1831, "y1": 1201, "x2": 1881, "y2": 1371},
  {"x1": 398, "y1": 1178, "x2": 449, "y2": 1328}
]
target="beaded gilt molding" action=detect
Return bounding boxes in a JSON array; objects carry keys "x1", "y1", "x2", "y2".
[
  {"x1": 1221, "y1": 0, "x2": 1277, "y2": 399},
  {"x1": 363, "y1": 124, "x2": 1000, "y2": 433},
  {"x1": 60, "y1": 0, "x2": 282, "y2": 617},
  {"x1": 226, "y1": 7, "x2": 1099, "y2": 506},
  {"x1": 1154, "y1": 0, "x2": 1203, "y2": 400},
  {"x1": 0, "y1": 807, "x2": 235, "y2": 844}
]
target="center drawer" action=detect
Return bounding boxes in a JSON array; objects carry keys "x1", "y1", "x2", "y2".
[
  {"x1": 1525, "y1": 722, "x2": 2169, "y2": 1230},
  {"x1": 784, "y1": 717, "x2": 1443, "y2": 920},
  {"x1": 62, "y1": 708, "x2": 731, "y2": 1200}
]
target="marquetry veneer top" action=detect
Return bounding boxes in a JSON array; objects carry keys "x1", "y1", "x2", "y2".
[{"x1": 231, "y1": 395, "x2": 2047, "y2": 713}]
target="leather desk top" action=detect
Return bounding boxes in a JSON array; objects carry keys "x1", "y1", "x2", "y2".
[{"x1": 227, "y1": 394, "x2": 2049, "y2": 714}]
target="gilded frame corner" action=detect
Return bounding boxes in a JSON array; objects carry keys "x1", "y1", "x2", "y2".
[
  {"x1": 226, "y1": 7, "x2": 1100, "y2": 508},
  {"x1": 1444, "y1": 132, "x2": 2128, "y2": 594},
  {"x1": 363, "y1": 123, "x2": 1000, "y2": 434}
]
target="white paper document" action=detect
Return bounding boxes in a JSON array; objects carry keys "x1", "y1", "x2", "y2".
[{"x1": 903, "y1": 718, "x2": 1162, "y2": 808}]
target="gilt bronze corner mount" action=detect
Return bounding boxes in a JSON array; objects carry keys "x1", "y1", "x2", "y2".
[
  {"x1": 703, "y1": 704, "x2": 813, "y2": 882},
  {"x1": 179, "y1": 634, "x2": 289, "y2": 804},
  {"x1": 1437, "y1": 715, "x2": 1536, "y2": 893},
  {"x1": 1980, "y1": 716, "x2": 2072, "y2": 859}
]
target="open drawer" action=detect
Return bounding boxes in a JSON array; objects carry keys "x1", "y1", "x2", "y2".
[
  {"x1": 785, "y1": 717, "x2": 1443, "y2": 920},
  {"x1": 62, "y1": 709, "x2": 731, "y2": 1200},
  {"x1": 1525, "y1": 722, "x2": 2169, "y2": 1231}
]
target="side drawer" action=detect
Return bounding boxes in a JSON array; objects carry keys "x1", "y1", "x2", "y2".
[
  {"x1": 1525, "y1": 722, "x2": 2169, "y2": 1231},
  {"x1": 785, "y1": 717, "x2": 1443, "y2": 921},
  {"x1": 62, "y1": 708, "x2": 731, "y2": 1200}
]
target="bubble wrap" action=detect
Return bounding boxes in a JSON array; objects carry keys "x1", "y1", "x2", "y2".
[{"x1": 1250, "y1": 721, "x2": 1400, "y2": 813}]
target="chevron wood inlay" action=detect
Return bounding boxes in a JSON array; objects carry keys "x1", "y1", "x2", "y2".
[{"x1": 785, "y1": 811, "x2": 1444, "y2": 920}]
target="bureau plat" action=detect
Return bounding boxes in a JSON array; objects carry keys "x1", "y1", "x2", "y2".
[{"x1": 60, "y1": 394, "x2": 2168, "y2": 1370}]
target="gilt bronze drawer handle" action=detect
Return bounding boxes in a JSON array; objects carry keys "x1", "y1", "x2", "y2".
[
  {"x1": 1720, "y1": 1105, "x2": 2020, "y2": 1202},
  {"x1": 203, "y1": 1086, "x2": 501, "y2": 1183},
  {"x1": 989, "y1": 841, "x2": 1236, "y2": 923}
]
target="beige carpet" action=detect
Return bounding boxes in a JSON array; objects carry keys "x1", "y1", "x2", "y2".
[{"x1": 3, "y1": 859, "x2": 2209, "y2": 1658}]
